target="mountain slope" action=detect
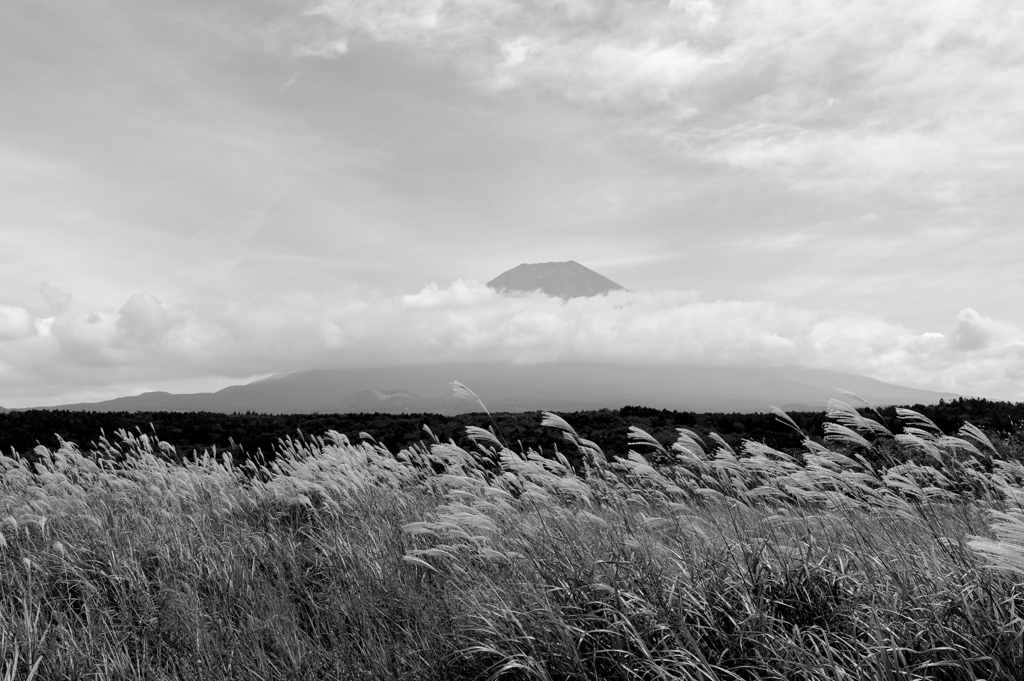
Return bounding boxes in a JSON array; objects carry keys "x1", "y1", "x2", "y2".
[
  {"x1": 37, "y1": 363, "x2": 961, "y2": 414},
  {"x1": 487, "y1": 261, "x2": 626, "y2": 298}
]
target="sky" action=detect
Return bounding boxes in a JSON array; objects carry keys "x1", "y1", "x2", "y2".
[{"x1": 2, "y1": 0, "x2": 1023, "y2": 407}]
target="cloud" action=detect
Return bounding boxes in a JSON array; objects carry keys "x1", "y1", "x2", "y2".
[
  {"x1": 0, "y1": 305, "x2": 35, "y2": 341},
  {"x1": 2, "y1": 282, "x2": 1022, "y2": 406},
  {"x1": 950, "y1": 310, "x2": 990, "y2": 352},
  {"x1": 295, "y1": 0, "x2": 1024, "y2": 201},
  {"x1": 949, "y1": 308, "x2": 1004, "y2": 352},
  {"x1": 116, "y1": 292, "x2": 179, "y2": 346},
  {"x1": 40, "y1": 282, "x2": 71, "y2": 316},
  {"x1": 293, "y1": 39, "x2": 349, "y2": 58}
]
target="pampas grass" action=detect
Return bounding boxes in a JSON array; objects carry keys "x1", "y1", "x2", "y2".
[{"x1": 2, "y1": 398, "x2": 1024, "y2": 679}]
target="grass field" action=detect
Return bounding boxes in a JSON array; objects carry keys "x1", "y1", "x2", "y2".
[{"x1": 2, "y1": 395, "x2": 1024, "y2": 680}]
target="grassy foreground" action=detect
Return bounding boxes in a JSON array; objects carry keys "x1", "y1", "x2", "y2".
[{"x1": 3, "y1": 399, "x2": 1024, "y2": 680}]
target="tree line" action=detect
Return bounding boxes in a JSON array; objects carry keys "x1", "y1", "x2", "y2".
[{"x1": 1, "y1": 396, "x2": 1020, "y2": 465}]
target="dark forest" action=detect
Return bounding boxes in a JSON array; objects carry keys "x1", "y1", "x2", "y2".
[{"x1": 3, "y1": 396, "x2": 1021, "y2": 463}]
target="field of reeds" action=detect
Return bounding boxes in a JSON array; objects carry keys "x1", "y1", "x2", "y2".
[{"x1": 3, "y1": 389, "x2": 1024, "y2": 680}]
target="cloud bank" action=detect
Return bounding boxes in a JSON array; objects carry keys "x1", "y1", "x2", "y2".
[{"x1": 1, "y1": 282, "x2": 1021, "y2": 407}]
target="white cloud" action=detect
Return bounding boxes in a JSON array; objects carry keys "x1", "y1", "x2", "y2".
[
  {"x1": 949, "y1": 308, "x2": 1004, "y2": 352},
  {"x1": 2, "y1": 282, "x2": 1022, "y2": 406},
  {"x1": 116, "y1": 292, "x2": 179, "y2": 346},
  {"x1": 297, "y1": 0, "x2": 1024, "y2": 201},
  {"x1": 294, "y1": 39, "x2": 349, "y2": 58},
  {"x1": 0, "y1": 305, "x2": 35, "y2": 341}
]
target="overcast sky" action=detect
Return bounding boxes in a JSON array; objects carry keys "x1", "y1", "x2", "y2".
[{"x1": 2, "y1": 0, "x2": 1023, "y2": 407}]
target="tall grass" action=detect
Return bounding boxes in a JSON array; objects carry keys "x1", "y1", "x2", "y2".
[{"x1": 2, "y1": 399, "x2": 1024, "y2": 680}]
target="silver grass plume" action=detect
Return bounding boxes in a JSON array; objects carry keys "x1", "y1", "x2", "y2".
[
  {"x1": 959, "y1": 422, "x2": 999, "y2": 456},
  {"x1": 541, "y1": 411, "x2": 605, "y2": 466},
  {"x1": 895, "y1": 407, "x2": 942, "y2": 434},
  {"x1": 742, "y1": 440, "x2": 794, "y2": 462},
  {"x1": 769, "y1": 406, "x2": 803, "y2": 435},
  {"x1": 540, "y1": 412, "x2": 580, "y2": 441},
  {"x1": 708, "y1": 432, "x2": 735, "y2": 455},
  {"x1": 451, "y1": 381, "x2": 490, "y2": 416},
  {"x1": 837, "y1": 389, "x2": 894, "y2": 433},
  {"x1": 672, "y1": 429, "x2": 707, "y2": 459},
  {"x1": 628, "y1": 426, "x2": 668, "y2": 456},
  {"x1": 465, "y1": 426, "x2": 504, "y2": 451},
  {"x1": 827, "y1": 399, "x2": 892, "y2": 439},
  {"x1": 970, "y1": 510, "x2": 1024, "y2": 576},
  {"x1": 823, "y1": 423, "x2": 873, "y2": 450}
]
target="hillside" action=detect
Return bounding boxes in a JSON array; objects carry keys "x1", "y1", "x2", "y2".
[{"x1": 32, "y1": 362, "x2": 961, "y2": 414}]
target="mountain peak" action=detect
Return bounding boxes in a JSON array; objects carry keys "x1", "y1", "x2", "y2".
[{"x1": 487, "y1": 261, "x2": 626, "y2": 299}]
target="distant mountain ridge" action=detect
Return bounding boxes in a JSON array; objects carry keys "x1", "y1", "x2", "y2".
[
  {"x1": 487, "y1": 261, "x2": 626, "y2": 298},
  {"x1": 28, "y1": 363, "x2": 961, "y2": 415}
]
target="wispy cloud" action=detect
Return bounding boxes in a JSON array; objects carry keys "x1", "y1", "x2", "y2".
[
  {"x1": 2, "y1": 282, "x2": 1021, "y2": 407},
  {"x1": 293, "y1": 40, "x2": 349, "y2": 58}
]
